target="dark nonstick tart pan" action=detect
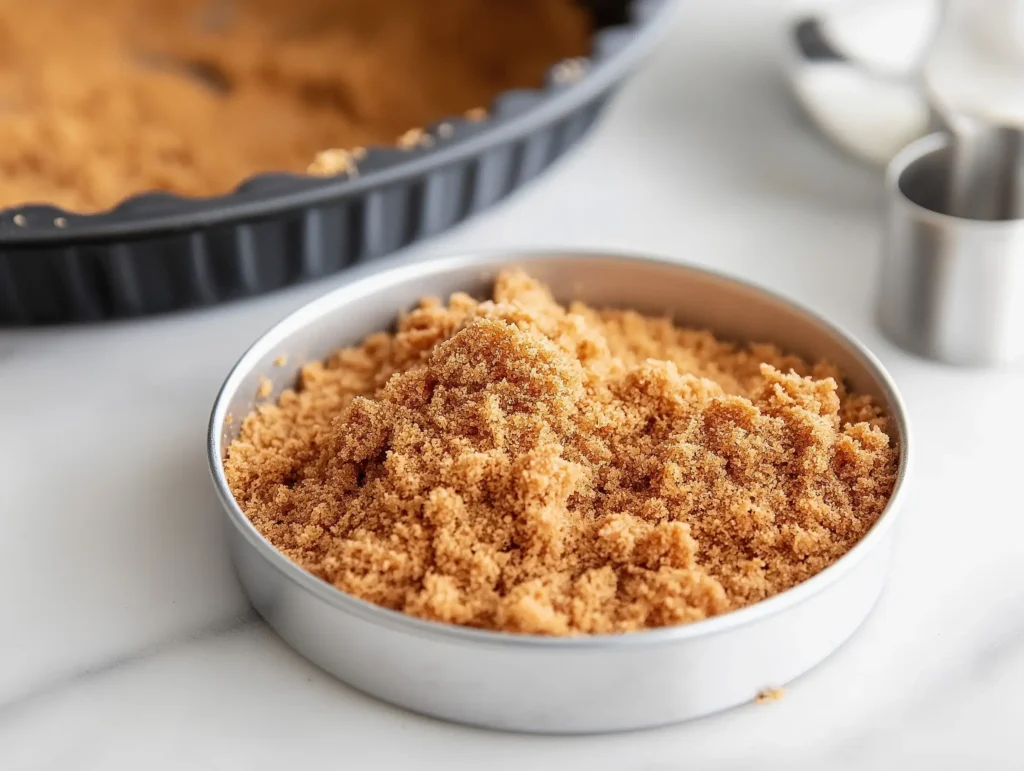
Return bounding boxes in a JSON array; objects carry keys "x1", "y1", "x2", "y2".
[{"x1": 0, "y1": 0, "x2": 671, "y2": 325}]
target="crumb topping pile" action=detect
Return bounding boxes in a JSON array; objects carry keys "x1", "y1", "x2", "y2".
[
  {"x1": 226, "y1": 271, "x2": 898, "y2": 636},
  {"x1": 0, "y1": 0, "x2": 589, "y2": 211}
]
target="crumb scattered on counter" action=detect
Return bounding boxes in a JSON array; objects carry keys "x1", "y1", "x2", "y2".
[
  {"x1": 225, "y1": 271, "x2": 898, "y2": 636},
  {"x1": 756, "y1": 688, "x2": 785, "y2": 704}
]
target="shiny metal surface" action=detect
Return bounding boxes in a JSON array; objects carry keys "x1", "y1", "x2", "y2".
[
  {"x1": 208, "y1": 251, "x2": 911, "y2": 734},
  {"x1": 942, "y1": 117, "x2": 1024, "y2": 220},
  {"x1": 878, "y1": 134, "x2": 1024, "y2": 366},
  {"x1": 783, "y1": 2, "x2": 938, "y2": 167}
]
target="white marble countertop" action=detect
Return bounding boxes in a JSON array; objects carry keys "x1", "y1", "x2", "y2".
[{"x1": 2, "y1": 2, "x2": 1022, "y2": 768}]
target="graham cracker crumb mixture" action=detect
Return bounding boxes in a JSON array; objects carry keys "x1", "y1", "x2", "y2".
[
  {"x1": 226, "y1": 271, "x2": 898, "y2": 636},
  {"x1": 0, "y1": 0, "x2": 589, "y2": 212}
]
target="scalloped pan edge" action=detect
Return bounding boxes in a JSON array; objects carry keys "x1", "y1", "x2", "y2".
[{"x1": 0, "y1": 0, "x2": 672, "y2": 324}]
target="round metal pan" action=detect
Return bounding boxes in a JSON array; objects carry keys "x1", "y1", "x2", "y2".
[
  {"x1": 0, "y1": 0, "x2": 672, "y2": 325},
  {"x1": 207, "y1": 250, "x2": 911, "y2": 734}
]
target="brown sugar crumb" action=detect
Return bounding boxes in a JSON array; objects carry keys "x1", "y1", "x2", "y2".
[
  {"x1": 256, "y1": 375, "x2": 273, "y2": 399},
  {"x1": 396, "y1": 128, "x2": 433, "y2": 150},
  {"x1": 756, "y1": 688, "x2": 785, "y2": 704},
  {"x1": 225, "y1": 271, "x2": 899, "y2": 636},
  {"x1": 307, "y1": 149, "x2": 360, "y2": 178},
  {"x1": 0, "y1": 0, "x2": 589, "y2": 212}
]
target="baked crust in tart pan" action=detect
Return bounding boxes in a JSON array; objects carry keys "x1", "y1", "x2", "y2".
[{"x1": 0, "y1": 0, "x2": 671, "y2": 324}]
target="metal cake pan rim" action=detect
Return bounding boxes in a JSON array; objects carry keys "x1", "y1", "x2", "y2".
[
  {"x1": 0, "y1": 1, "x2": 671, "y2": 245},
  {"x1": 207, "y1": 248, "x2": 912, "y2": 651}
]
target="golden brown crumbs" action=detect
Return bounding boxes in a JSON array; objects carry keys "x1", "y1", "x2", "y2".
[
  {"x1": 225, "y1": 270, "x2": 899, "y2": 636},
  {"x1": 225, "y1": 413, "x2": 233, "y2": 425},
  {"x1": 307, "y1": 149, "x2": 359, "y2": 178},
  {"x1": 756, "y1": 688, "x2": 785, "y2": 704},
  {"x1": 397, "y1": 128, "x2": 431, "y2": 150},
  {"x1": 274, "y1": 355, "x2": 288, "y2": 368},
  {"x1": 0, "y1": 0, "x2": 589, "y2": 212},
  {"x1": 465, "y1": 107, "x2": 489, "y2": 121},
  {"x1": 256, "y1": 375, "x2": 273, "y2": 399}
]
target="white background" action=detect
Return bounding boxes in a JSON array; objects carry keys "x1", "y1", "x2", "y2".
[{"x1": 1, "y1": 1, "x2": 1022, "y2": 768}]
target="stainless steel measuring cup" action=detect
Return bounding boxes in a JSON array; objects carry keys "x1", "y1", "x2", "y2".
[{"x1": 877, "y1": 131, "x2": 1024, "y2": 367}]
